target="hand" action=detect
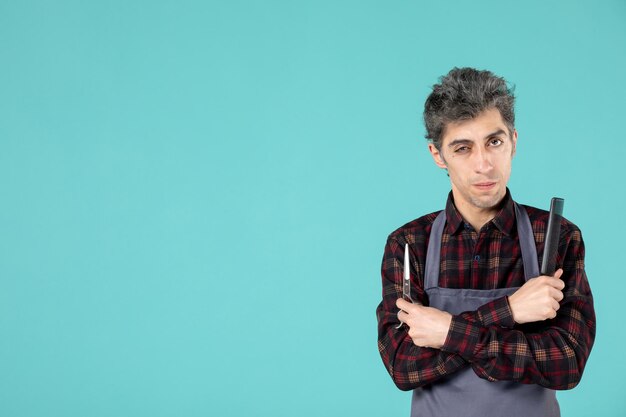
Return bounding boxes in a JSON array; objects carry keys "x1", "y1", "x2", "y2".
[
  {"x1": 508, "y1": 269, "x2": 565, "y2": 324},
  {"x1": 396, "y1": 298, "x2": 452, "y2": 349}
]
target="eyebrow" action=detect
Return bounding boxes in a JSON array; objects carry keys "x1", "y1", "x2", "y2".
[{"x1": 447, "y1": 129, "x2": 508, "y2": 148}]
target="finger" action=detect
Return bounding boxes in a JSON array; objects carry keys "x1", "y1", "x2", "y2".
[
  {"x1": 551, "y1": 298, "x2": 561, "y2": 312},
  {"x1": 398, "y1": 310, "x2": 409, "y2": 323},
  {"x1": 552, "y1": 303, "x2": 559, "y2": 318},
  {"x1": 396, "y1": 298, "x2": 411, "y2": 310},
  {"x1": 550, "y1": 287, "x2": 564, "y2": 302},
  {"x1": 553, "y1": 268, "x2": 564, "y2": 279},
  {"x1": 545, "y1": 277, "x2": 565, "y2": 290}
]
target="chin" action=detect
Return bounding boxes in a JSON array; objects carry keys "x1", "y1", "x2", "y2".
[{"x1": 470, "y1": 194, "x2": 503, "y2": 210}]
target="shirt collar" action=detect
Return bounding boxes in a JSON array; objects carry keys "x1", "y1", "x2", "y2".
[{"x1": 444, "y1": 188, "x2": 516, "y2": 236}]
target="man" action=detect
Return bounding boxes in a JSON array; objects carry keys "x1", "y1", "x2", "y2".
[{"x1": 376, "y1": 68, "x2": 595, "y2": 417}]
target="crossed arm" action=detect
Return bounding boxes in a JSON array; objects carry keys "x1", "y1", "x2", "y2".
[{"x1": 376, "y1": 229, "x2": 596, "y2": 391}]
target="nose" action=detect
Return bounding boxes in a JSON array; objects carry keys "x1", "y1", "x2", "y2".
[{"x1": 473, "y1": 147, "x2": 493, "y2": 173}]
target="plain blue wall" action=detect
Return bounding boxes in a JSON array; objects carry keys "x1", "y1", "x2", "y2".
[{"x1": 1, "y1": 1, "x2": 624, "y2": 416}]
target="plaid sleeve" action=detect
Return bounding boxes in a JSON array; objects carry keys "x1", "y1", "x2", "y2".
[
  {"x1": 455, "y1": 296, "x2": 516, "y2": 328},
  {"x1": 440, "y1": 225, "x2": 596, "y2": 389},
  {"x1": 376, "y1": 236, "x2": 467, "y2": 391}
]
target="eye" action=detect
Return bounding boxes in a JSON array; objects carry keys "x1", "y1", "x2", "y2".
[
  {"x1": 454, "y1": 146, "x2": 470, "y2": 153},
  {"x1": 489, "y1": 138, "x2": 503, "y2": 146}
]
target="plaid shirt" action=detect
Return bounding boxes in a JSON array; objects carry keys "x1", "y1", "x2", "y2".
[{"x1": 376, "y1": 190, "x2": 596, "y2": 391}]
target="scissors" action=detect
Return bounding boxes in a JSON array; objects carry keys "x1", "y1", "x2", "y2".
[{"x1": 396, "y1": 243, "x2": 415, "y2": 329}]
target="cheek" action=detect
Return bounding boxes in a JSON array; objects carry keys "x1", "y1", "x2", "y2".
[
  {"x1": 448, "y1": 169, "x2": 466, "y2": 187},
  {"x1": 500, "y1": 160, "x2": 513, "y2": 178},
  {"x1": 448, "y1": 163, "x2": 469, "y2": 180}
]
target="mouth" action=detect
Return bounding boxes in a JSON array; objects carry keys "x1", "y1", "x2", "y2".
[{"x1": 473, "y1": 182, "x2": 497, "y2": 191}]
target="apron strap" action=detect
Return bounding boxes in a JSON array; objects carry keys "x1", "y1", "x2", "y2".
[
  {"x1": 424, "y1": 202, "x2": 539, "y2": 290},
  {"x1": 514, "y1": 202, "x2": 540, "y2": 280},
  {"x1": 424, "y1": 211, "x2": 446, "y2": 290}
]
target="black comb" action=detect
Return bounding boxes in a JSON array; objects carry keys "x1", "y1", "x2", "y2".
[{"x1": 541, "y1": 197, "x2": 564, "y2": 275}]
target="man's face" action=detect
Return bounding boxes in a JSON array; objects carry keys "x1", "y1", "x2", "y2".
[{"x1": 428, "y1": 107, "x2": 517, "y2": 213}]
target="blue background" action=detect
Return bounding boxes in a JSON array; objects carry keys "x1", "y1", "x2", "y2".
[{"x1": 1, "y1": 1, "x2": 624, "y2": 416}]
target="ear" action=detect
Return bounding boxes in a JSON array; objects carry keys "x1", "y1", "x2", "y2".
[
  {"x1": 511, "y1": 129, "x2": 518, "y2": 157},
  {"x1": 428, "y1": 143, "x2": 448, "y2": 169}
]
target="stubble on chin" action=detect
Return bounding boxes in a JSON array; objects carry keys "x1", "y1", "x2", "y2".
[
  {"x1": 468, "y1": 189, "x2": 505, "y2": 210},
  {"x1": 469, "y1": 196, "x2": 500, "y2": 210}
]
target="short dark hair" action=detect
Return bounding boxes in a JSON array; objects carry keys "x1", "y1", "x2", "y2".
[{"x1": 423, "y1": 67, "x2": 515, "y2": 149}]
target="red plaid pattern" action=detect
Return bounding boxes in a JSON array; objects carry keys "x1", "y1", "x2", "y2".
[{"x1": 376, "y1": 190, "x2": 595, "y2": 390}]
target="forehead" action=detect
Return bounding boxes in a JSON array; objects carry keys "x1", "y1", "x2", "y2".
[{"x1": 441, "y1": 108, "x2": 509, "y2": 146}]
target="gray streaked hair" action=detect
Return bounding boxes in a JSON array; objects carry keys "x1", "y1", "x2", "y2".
[{"x1": 423, "y1": 67, "x2": 515, "y2": 149}]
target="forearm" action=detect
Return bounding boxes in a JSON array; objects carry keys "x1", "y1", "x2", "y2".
[
  {"x1": 377, "y1": 296, "x2": 514, "y2": 389},
  {"x1": 442, "y1": 298, "x2": 595, "y2": 389},
  {"x1": 377, "y1": 307, "x2": 467, "y2": 390}
]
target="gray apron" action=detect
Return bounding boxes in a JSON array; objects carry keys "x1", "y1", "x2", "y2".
[{"x1": 410, "y1": 203, "x2": 560, "y2": 417}]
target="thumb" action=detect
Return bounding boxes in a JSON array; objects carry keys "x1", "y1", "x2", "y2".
[{"x1": 553, "y1": 268, "x2": 564, "y2": 279}]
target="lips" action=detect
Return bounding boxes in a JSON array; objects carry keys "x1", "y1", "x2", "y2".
[{"x1": 473, "y1": 182, "x2": 497, "y2": 190}]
